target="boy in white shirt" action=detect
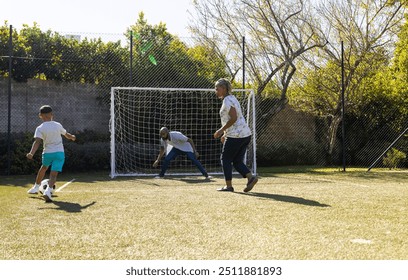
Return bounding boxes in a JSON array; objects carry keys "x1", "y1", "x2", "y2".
[{"x1": 26, "y1": 105, "x2": 76, "y2": 202}]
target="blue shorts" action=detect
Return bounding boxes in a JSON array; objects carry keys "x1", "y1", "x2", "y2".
[{"x1": 42, "y1": 152, "x2": 65, "y2": 172}]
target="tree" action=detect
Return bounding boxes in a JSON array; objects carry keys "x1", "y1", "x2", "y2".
[
  {"x1": 187, "y1": 44, "x2": 229, "y2": 85},
  {"x1": 126, "y1": 12, "x2": 228, "y2": 88},
  {"x1": 189, "y1": 0, "x2": 327, "y2": 113},
  {"x1": 392, "y1": 14, "x2": 408, "y2": 119},
  {"x1": 0, "y1": 22, "x2": 33, "y2": 82},
  {"x1": 0, "y1": 22, "x2": 128, "y2": 85},
  {"x1": 290, "y1": 0, "x2": 406, "y2": 158}
]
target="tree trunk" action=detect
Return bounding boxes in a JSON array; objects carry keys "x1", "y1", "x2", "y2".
[{"x1": 327, "y1": 114, "x2": 342, "y2": 156}]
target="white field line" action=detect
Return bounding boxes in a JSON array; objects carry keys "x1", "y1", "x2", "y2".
[
  {"x1": 351, "y1": 238, "x2": 372, "y2": 244},
  {"x1": 55, "y1": 178, "x2": 76, "y2": 192}
]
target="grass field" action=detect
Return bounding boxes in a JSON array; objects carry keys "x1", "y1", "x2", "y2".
[{"x1": 0, "y1": 167, "x2": 407, "y2": 260}]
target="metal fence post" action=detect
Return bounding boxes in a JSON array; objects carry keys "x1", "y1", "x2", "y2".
[
  {"x1": 7, "y1": 25, "x2": 13, "y2": 175},
  {"x1": 242, "y1": 36, "x2": 245, "y2": 90},
  {"x1": 130, "y1": 30, "x2": 133, "y2": 86},
  {"x1": 341, "y1": 41, "x2": 346, "y2": 172}
]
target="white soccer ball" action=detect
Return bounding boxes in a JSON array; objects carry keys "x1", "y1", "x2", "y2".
[{"x1": 39, "y1": 179, "x2": 55, "y2": 194}]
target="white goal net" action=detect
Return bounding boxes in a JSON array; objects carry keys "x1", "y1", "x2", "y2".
[{"x1": 110, "y1": 87, "x2": 256, "y2": 178}]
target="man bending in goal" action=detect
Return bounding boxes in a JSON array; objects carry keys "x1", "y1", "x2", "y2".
[{"x1": 153, "y1": 127, "x2": 212, "y2": 179}]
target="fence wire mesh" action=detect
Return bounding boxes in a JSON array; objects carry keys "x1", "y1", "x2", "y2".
[{"x1": 1, "y1": 27, "x2": 407, "y2": 175}]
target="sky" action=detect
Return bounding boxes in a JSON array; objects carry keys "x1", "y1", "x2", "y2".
[{"x1": 1, "y1": 0, "x2": 194, "y2": 37}]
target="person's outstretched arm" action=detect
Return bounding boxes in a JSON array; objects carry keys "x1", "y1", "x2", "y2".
[
  {"x1": 153, "y1": 147, "x2": 165, "y2": 167},
  {"x1": 26, "y1": 138, "x2": 42, "y2": 160},
  {"x1": 64, "y1": 132, "x2": 76, "y2": 141}
]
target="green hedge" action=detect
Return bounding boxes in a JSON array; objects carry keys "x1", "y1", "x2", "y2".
[
  {"x1": 257, "y1": 141, "x2": 328, "y2": 166},
  {"x1": 0, "y1": 131, "x2": 110, "y2": 175}
]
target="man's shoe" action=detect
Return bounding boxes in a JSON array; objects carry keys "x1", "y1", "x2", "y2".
[
  {"x1": 244, "y1": 176, "x2": 258, "y2": 192},
  {"x1": 216, "y1": 186, "x2": 234, "y2": 192}
]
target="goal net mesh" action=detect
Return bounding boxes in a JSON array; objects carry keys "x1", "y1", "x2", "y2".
[{"x1": 110, "y1": 87, "x2": 256, "y2": 177}]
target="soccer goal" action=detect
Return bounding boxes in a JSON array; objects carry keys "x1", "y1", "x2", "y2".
[{"x1": 110, "y1": 87, "x2": 257, "y2": 178}]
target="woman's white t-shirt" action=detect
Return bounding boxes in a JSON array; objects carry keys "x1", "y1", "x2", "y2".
[{"x1": 219, "y1": 95, "x2": 252, "y2": 138}]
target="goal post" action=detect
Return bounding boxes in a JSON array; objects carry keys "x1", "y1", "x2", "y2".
[{"x1": 110, "y1": 87, "x2": 257, "y2": 178}]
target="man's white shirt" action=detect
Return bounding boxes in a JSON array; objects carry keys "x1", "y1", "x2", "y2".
[{"x1": 160, "y1": 131, "x2": 193, "y2": 153}]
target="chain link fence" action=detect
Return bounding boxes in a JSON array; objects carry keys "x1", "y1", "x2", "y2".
[{"x1": 1, "y1": 27, "x2": 407, "y2": 175}]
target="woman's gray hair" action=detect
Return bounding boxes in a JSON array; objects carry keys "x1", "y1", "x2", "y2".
[{"x1": 215, "y1": 78, "x2": 232, "y2": 94}]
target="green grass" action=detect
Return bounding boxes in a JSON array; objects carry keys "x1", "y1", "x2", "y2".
[{"x1": 0, "y1": 168, "x2": 407, "y2": 260}]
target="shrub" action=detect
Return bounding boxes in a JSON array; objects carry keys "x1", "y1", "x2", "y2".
[
  {"x1": 383, "y1": 148, "x2": 406, "y2": 169},
  {"x1": 257, "y1": 141, "x2": 325, "y2": 166},
  {"x1": 0, "y1": 131, "x2": 110, "y2": 175},
  {"x1": 64, "y1": 142, "x2": 110, "y2": 171}
]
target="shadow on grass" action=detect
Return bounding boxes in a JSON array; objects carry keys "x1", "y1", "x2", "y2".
[
  {"x1": 178, "y1": 178, "x2": 214, "y2": 184},
  {"x1": 34, "y1": 197, "x2": 97, "y2": 213},
  {"x1": 237, "y1": 192, "x2": 331, "y2": 207},
  {"x1": 51, "y1": 201, "x2": 96, "y2": 213}
]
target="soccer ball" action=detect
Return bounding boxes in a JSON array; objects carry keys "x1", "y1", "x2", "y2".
[{"x1": 39, "y1": 179, "x2": 55, "y2": 195}]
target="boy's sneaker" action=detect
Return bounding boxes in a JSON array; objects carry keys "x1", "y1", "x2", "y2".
[
  {"x1": 39, "y1": 185, "x2": 56, "y2": 195},
  {"x1": 42, "y1": 187, "x2": 53, "y2": 202},
  {"x1": 204, "y1": 175, "x2": 213, "y2": 180},
  {"x1": 27, "y1": 184, "x2": 40, "y2": 194}
]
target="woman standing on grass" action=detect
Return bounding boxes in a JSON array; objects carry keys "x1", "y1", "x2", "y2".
[{"x1": 213, "y1": 78, "x2": 258, "y2": 192}]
